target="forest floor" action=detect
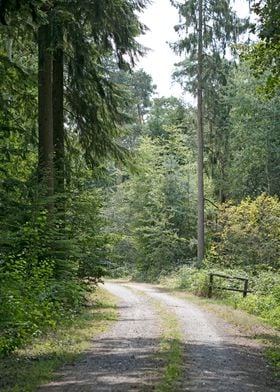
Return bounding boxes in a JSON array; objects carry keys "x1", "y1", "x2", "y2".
[{"x1": 37, "y1": 282, "x2": 280, "y2": 392}]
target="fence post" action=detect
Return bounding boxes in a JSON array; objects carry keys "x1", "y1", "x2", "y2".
[
  {"x1": 243, "y1": 279, "x2": 249, "y2": 297},
  {"x1": 208, "y1": 273, "x2": 213, "y2": 298}
]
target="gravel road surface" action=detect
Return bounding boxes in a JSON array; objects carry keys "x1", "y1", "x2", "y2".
[
  {"x1": 126, "y1": 282, "x2": 280, "y2": 392},
  {"x1": 38, "y1": 283, "x2": 162, "y2": 391},
  {"x1": 38, "y1": 282, "x2": 280, "y2": 391}
]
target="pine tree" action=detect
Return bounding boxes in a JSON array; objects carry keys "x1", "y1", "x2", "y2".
[{"x1": 171, "y1": 0, "x2": 248, "y2": 263}]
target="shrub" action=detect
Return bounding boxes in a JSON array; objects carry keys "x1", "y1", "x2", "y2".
[
  {"x1": 160, "y1": 266, "x2": 209, "y2": 296},
  {"x1": 209, "y1": 194, "x2": 280, "y2": 269}
]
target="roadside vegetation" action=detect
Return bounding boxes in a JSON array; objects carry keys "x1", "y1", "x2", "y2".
[
  {"x1": 159, "y1": 194, "x2": 280, "y2": 330},
  {"x1": 160, "y1": 275, "x2": 280, "y2": 374},
  {"x1": 0, "y1": 288, "x2": 117, "y2": 392},
  {"x1": 160, "y1": 265, "x2": 280, "y2": 329}
]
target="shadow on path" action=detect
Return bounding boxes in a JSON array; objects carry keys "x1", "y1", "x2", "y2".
[
  {"x1": 38, "y1": 336, "x2": 280, "y2": 392},
  {"x1": 38, "y1": 337, "x2": 162, "y2": 392}
]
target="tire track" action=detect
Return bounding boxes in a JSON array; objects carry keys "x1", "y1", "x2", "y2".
[
  {"x1": 38, "y1": 283, "x2": 162, "y2": 392},
  {"x1": 127, "y1": 283, "x2": 280, "y2": 392}
]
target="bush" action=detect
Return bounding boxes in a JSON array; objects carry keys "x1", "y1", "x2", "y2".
[
  {"x1": 237, "y1": 271, "x2": 280, "y2": 328},
  {"x1": 0, "y1": 186, "x2": 111, "y2": 355},
  {"x1": 0, "y1": 257, "x2": 90, "y2": 355},
  {"x1": 0, "y1": 258, "x2": 54, "y2": 354},
  {"x1": 160, "y1": 265, "x2": 209, "y2": 296},
  {"x1": 209, "y1": 194, "x2": 280, "y2": 269}
]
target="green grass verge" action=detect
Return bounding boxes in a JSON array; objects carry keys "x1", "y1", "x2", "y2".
[{"x1": 0, "y1": 287, "x2": 118, "y2": 392}]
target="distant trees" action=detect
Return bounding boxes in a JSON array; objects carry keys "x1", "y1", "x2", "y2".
[
  {"x1": 105, "y1": 98, "x2": 197, "y2": 279},
  {"x1": 111, "y1": 68, "x2": 157, "y2": 148},
  {"x1": 222, "y1": 63, "x2": 280, "y2": 199}
]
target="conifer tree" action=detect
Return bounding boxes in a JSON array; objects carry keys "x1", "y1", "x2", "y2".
[{"x1": 171, "y1": 0, "x2": 248, "y2": 263}]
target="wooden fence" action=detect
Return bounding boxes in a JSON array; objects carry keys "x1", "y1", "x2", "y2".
[{"x1": 208, "y1": 273, "x2": 250, "y2": 298}]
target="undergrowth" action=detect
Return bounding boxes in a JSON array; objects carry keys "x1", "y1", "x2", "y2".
[{"x1": 0, "y1": 287, "x2": 117, "y2": 392}]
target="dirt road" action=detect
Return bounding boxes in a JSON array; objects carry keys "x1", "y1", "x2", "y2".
[
  {"x1": 126, "y1": 283, "x2": 279, "y2": 392},
  {"x1": 38, "y1": 282, "x2": 279, "y2": 391}
]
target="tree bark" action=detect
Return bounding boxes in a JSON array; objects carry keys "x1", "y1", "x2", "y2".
[
  {"x1": 53, "y1": 34, "x2": 64, "y2": 196},
  {"x1": 38, "y1": 23, "x2": 54, "y2": 203},
  {"x1": 197, "y1": 0, "x2": 204, "y2": 264}
]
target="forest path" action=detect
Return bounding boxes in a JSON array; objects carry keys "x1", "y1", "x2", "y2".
[
  {"x1": 126, "y1": 282, "x2": 280, "y2": 392},
  {"x1": 38, "y1": 282, "x2": 280, "y2": 392},
  {"x1": 38, "y1": 283, "x2": 162, "y2": 391}
]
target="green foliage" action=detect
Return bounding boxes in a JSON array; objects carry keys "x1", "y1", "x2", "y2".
[
  {"x1": 146, "y1": 96, "x2": 192, "y2": 140},
  {"x1": 0, "y1": 257, "x2": 55, "y2": 354},
  {"x1": 232, "y1": 271, "x2": 280, "y2": 328},
  {"x1": 243, "y1": 41, "x2": 280, "y2": 96},
  {"x1": 0, "y1": 210, "x2": 84, "y2": 354},
  {"x1": 64, "y1": 0, "x2": 149, "y2": 166},
  {"x1": 224, "y1": 63, "x2": 280, "y2": 199},
  {"x1": 67, "y1": 189, "x2": 111, "y2": 281},
  {"x1": 209, "y1": 194, "x2": 280, "y2": 269},
  {"x1": 105, "y1": 126, "x2": 198, "y2": 280},
  {"x1": 244, "y1": 0, "x2": 280, "y2": 95}
]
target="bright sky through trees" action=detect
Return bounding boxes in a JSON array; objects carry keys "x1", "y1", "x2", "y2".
[
  {"x1": 137, "y1": 0, "x2": 251, "y2": 99},
  {"x1": 136, "y1": 0, "x2": 181, "y2": 98}
]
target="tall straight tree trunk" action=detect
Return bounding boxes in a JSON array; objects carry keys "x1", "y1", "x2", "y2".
[
  {"x1": 38, "y1": 23, "x2": 54, "y2": 203},
  {"x1": 53, "y1": 27, "x2": 64, "y2": 196},
  {"x1": 197, "y1": 0, "x2": 204, "y2": 264}
]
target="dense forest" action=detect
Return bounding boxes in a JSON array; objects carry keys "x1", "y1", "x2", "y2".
[{"x1": 0, "y1": 0, "x2": 279, "y2": 356}]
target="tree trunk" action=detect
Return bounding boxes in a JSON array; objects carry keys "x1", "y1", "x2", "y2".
[
  {"x1": 38, "y1": 23, "x2": 54, "y2": 204},
  {"x1": 197, "y1": 0, "x2": 204, "y2": 264},
  {"x1": 53, "y1": 33, "x2": 64, "y2": 196}
]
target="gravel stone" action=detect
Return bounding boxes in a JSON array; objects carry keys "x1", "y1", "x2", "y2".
[
  {"x1": 38, "y1": 283, "x2": 162, "y2": 392},
  {"x1": 127, "y1": 283, "x2": 280, "y2": 392}
]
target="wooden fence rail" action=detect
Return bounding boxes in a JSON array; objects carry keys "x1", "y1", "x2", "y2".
[{"x1": 208, "y1": 273, "x2": 250, "y2": 298}]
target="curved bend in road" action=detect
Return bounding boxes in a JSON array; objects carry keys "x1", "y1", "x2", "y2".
[{"x1": 38, "y1": 282, "x2": 280, "y2": 392}]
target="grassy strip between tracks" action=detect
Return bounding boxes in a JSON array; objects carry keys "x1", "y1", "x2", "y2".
[
  {"x1": 126, "y1": 285, "x2": 184, "y2": 392},
  {"x1": 0, "y1": 287, "x2": 118, "y2": 392},
  {"x1": 154, "y1": 300, "x2": 184, "y2": 392}
]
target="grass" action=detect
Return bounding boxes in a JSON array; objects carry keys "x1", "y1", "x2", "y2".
[
  {"x1": 154, "y1": 301, "x2": 184, "y2": 392},
  {"x1": 0, "y1": 287, "x2": 118, "y2": 392}
]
